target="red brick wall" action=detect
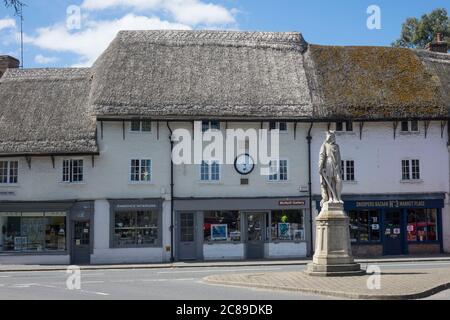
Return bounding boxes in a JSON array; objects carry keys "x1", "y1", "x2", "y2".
[
  {"x1": 408, "y1": 243, "x2": 441, "y2": 255},
  {"x1": 352, "y1": 244, "x2": 383, "y2": 257}
]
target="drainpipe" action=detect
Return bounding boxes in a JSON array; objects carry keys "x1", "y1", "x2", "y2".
[
  {"x1": 167, "y1": 122, "x2": 175, "y2": 263},
  {"x1": 307, "y1": 122, "x2": 314, "y2": 257}
]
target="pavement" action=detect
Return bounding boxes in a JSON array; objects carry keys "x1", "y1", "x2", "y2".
[{"x1": 1, "y1": 255, "x2": 450, "y2": 272}]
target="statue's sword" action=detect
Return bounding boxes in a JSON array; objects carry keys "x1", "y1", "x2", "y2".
[{"x1": 320, "y1": 168, "x2": 338, "y2": 202}]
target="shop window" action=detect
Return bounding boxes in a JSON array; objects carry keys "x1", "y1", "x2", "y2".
[
  {"x1": 113, "y1": 211, "x2": 159, "y2": 247},
  {"x1": 0, "y1": 160, "x2": 18, "y2": 184},
  {"x1": 62, "y1": 159, "x2": 84, "y2": 183},
  {"x1": 204, "y1": 211, "x2": 241, "y2": 242},
  {"x1": 0, "y1": 212, "x2": 66, "y2": 252},
  {"x1": 200, "y1": 160, "x2": 220, "y2": 181},
  {"x1": 268, "y1": 159, "x2": 288, "y2": 181},
  {"x1": 348, "y1": 210, "x2": 380, "y2": 243},
  {"x1": 202, "y1": 121, "x2": 220, "y2": 133},
  {"x1": 407, "y1": 209, "x2": 438, "y2": 242},
  {"x1": 130, "y1": 120, "x2": 152, "y2": 132},
  {"x1": 271, "y1": 210, "x2": 304, "y2": 241},
  {"x1": 130, "y1": 159, "x2": 152, "y2": 183},
  {"x1": 341, "y1": 160, "x2": 355, "y2": 181},
  {"x1": 401, "y1": 159, "x2": 420, "y2": 181}
]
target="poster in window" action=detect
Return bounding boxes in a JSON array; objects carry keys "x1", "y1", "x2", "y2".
[
  {"x1": 278, "y1": 223, "x2": 291, "y2": 240},
  {"x1": 211, "y1": 224, "x2": 228, "y2": 241},
  {"x1": 14, "y1": 237, "x2": 27, "y2": 251}
]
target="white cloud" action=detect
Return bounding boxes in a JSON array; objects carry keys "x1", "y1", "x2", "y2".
[
  {"x1": 0, "y1": 18, "x2": 16, "y2": 31},
  {"x1": 81, "y1": 0, "x2": 236, "y2": 26},
  {"x1": 34, "y1": 54, "x2": 59, "y2": 64},
  {"x1": 26, "y1": 14, "x2": 190, "y2": 67}
]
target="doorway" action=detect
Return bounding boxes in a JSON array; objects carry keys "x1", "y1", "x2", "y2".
[
  {"x1": 177, "y1": 212, "x2": 197, "y2": 261},
  {"x1": 71, "y1": 220, "x2": 91, "y2": 264},
  {"x1": 383, "y1": 210, "x2": 403, "y2": 255},
  {"x1": 246, "y1": 212, "x2": 266, "y2": 260}
]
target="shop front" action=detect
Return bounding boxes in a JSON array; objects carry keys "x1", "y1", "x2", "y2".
[
  {"x1": 0, "y1": 201, "x2": 94, "y2": 265},
  {"x1": 315, "y1": 194, "x2": 444, "y2": 257},
  {"x1": 174, "y1": 197, "x2": 310, "y2": 261}
]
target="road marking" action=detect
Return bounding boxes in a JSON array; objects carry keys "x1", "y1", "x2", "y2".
[
  {"x1": 141, "y1": 278, "x2": 195, "y2": 282},
  {"x1": 157, "y1": 267, "x2": 282, "y2": 274},
  {"x1": 370, "y1": 262, "x2": 450, "y2": 268}
]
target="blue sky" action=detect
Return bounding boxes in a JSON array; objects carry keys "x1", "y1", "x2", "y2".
[{"x1": 1, "y1": 0, "x2": 449, "y2": 68}]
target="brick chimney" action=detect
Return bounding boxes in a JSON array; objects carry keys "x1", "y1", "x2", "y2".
[
  {"x1": 0, "y1": 55, "x2": 20, "y2": 78},
  {"x1": 426, "y1": 33, "x2": 448, "y2": 53}
]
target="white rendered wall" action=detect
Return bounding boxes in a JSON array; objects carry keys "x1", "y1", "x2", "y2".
[
  {"x1": 265, "y1": 242, "x2": 307, "y2": 258},
  {"x1": 0, "y1": 255, "x2": 70, "y2": 265},
  {"x1": 203, "y1": 243, "x2": 244, "y2": 260}
]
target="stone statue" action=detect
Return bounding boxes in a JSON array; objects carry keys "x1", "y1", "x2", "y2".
[{"x1": 319, "y1": 131, "x2": 343, "y2": 207}]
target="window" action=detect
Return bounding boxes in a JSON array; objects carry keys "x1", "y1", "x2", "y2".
[
  {"x1": 62, "y1": 160, "x2": 84, "y2": 183},
  {"x1": 268, "y1": 160, "x2": 288, "y2": 181},
  {"x1": 130, "y1": 159, "x2": 151, "y2": 183},
  {"x1": 349, "y1": 210, "x2": 381, "y2": 243},
  {"x1": 271, "y1": 210, "x2": 304, "y2": 241},
  {"x1": 202, "y1": 121, "x2": 220, "y2": 133},
  {"x1": 335, "y1": 121, "x2": 353, "y2": 132},
  {"x1": 130, "y1": 121, "x2": 152, "y2": 132},
  {"x1": 0, "y1": 160, "x2": 18, "y2": 184},
  {"x1": 113, "y1": 211, "x2": 159, "y2": 247},
  {"x1": 0, "y1": 212, "x2": 66, "y2": 252},
  {"x1": 269, "y1": 121, "x2": 288, "y2": 132},
  {"x1": 401, "y1": 121, "x2": 419, "y2": 133},
  {"x1": 204, "y1": 211, "x2": 240, "y2": 242},
  {"x1": 402, "y1": 159, "x2": 420, "y2": 181},
  {"x1": 200, "y1": 160, "x2": 220, "y2": 181},
  {"x1": 407, "y1": 209, "x2": 438, "y2": 242},
  {"x1": 341, "y1": 160, "x2": 355, "y2": 181}
]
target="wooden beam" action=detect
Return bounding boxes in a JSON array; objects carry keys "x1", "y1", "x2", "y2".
[
  {"x1": 91, "y1": 155, "x2": 95, "y2": 168},
  {"x1": 294, "y1": 122, "x2": 298, "y2": 140},
  {"x1": 51, "y1": 156, "x2": 55, "y2": 169},
  {"x1": 441, "y1": 121, "x2": 446, "y2": 139},
  {"x1": 122, "y1": 121, "x2": 126, "y2": 140},
  {"x1": 359, "y1": 122, "x2": 364, "y2": 140},
  {"x1": 393, "y1": 121, "x2": 398, "y2": 139},
  {"x1": 424, "y1": 121, "x2": 430, "y2": 139},
  {"x1": 100, "y1": 121, "x2": 104, "y2": 140},
  {"x1": 25, "y1": 156, "x2": 32, "y2": 169}
]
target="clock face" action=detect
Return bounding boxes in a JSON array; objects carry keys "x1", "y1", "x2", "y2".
[{"x1": 234, "y1": 154, "x2": 255, "y2": 175}]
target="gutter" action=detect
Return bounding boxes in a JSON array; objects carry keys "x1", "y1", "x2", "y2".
[
  {"x1": 166, "y1": 122, "x2": 175, "y2": 263},
  {"x1": 307, "y1": 122, "x2": 314, "y2": 257}
]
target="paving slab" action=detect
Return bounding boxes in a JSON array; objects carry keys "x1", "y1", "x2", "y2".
[{"x1": 203, "y1": 268, "x2": 450, "y2": 300}]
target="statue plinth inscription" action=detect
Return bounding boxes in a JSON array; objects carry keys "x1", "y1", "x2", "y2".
[{"x1": 305, "y1": 131, "x2": 365, "y2": 277}]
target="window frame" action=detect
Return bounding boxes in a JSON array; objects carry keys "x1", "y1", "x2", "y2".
[
  {"x1": 401, "y1": 159, "x2": 421, "y2": 181},
  {"x1": 129, "y1": 158, "x2": 152, "y2": 184},
  {"x1": 0, "y1": 160, "x2": 19, "y2": 185},
  {"x1": 269, "y1": 121, "x2": 288, "y2": 133},
  {"x1": 201, "y1": 121, "x2": 220, "y2": 133},
  {"x1": 400, "y1": 120, "x2": 420, "y2": 133},
  {"x1": 130, "y1": 120, "x2": 152, "y2": 133},
  {"x1": 62, "y1": 159, "x2": 84, "y2": 184},
  {"x1": 335, "y1": 121, "x2": 354, "y2": 132},
  {"x1": 341, "y1": 159, "x2": 356, "y2": 182},
  {"x1": 268, "y1": 159, "x2": 289, "y2": 182},
  {"x1": 200, "y1": 160, "x2": 221, "y2": 182}
]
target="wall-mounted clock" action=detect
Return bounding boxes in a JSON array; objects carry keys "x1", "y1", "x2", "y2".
[{"x1": 234, "y1": 154, "x2": 255, "y2": 175}]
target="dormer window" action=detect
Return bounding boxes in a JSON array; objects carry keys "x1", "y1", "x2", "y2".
[
  {"x1": 269, "y1": 121, "x2": 288, "y2": 132},
  {"x1": 202, "y1": 121, "x2": 220, "y2": 133}
]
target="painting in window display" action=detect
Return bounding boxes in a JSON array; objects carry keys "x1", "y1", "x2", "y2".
[
  {"x1": 204, "y1": 211, "x2": 240, "y2": 242},
  {"x1": 271, "y1": 210, "x2": 304, "y2": 241}
]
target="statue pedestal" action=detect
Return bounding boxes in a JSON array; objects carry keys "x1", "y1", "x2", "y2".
[{"x1": 305, "y1": 202, "x2": 365, "y2": 277}]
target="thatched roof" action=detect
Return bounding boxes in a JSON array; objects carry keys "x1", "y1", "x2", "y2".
[
  {"x1": 0, "y1": 68, "x2": 98, "y2": 156},
  {"x1": 90, "y1": 30, "x2": 313, "y2": 119},
  {"x1": 306, "y1": 45, "x2": 448, "y2": 120}
]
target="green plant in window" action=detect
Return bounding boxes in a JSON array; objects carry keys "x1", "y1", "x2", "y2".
[{"x1": 281, "y1": 214, "x2": 288, "y2": 223}]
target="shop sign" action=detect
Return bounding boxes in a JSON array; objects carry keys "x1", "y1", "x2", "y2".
[
  {"x1": 279, "y1": 200, "x2": 306, "y2": 206},
  {"x1": 355, "y1": 200, "x2": 426, "y2": 209},
  {"x1": 116, "y1": 204, "x2": 158, "y2": 209}
]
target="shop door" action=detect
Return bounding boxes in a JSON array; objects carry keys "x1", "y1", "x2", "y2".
[
  {"x1": 178, "y1": 212, "x2": 197, "y2": 260},
  {"x1": 72, "y1": 221, "x2": 91, "y2": 264},
  {"x1": 246, "y1": 213, "x2": 266, "y2": 260},
  {"x1": 383, "y1": 210, "x2": 403, "y2": 255}
]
